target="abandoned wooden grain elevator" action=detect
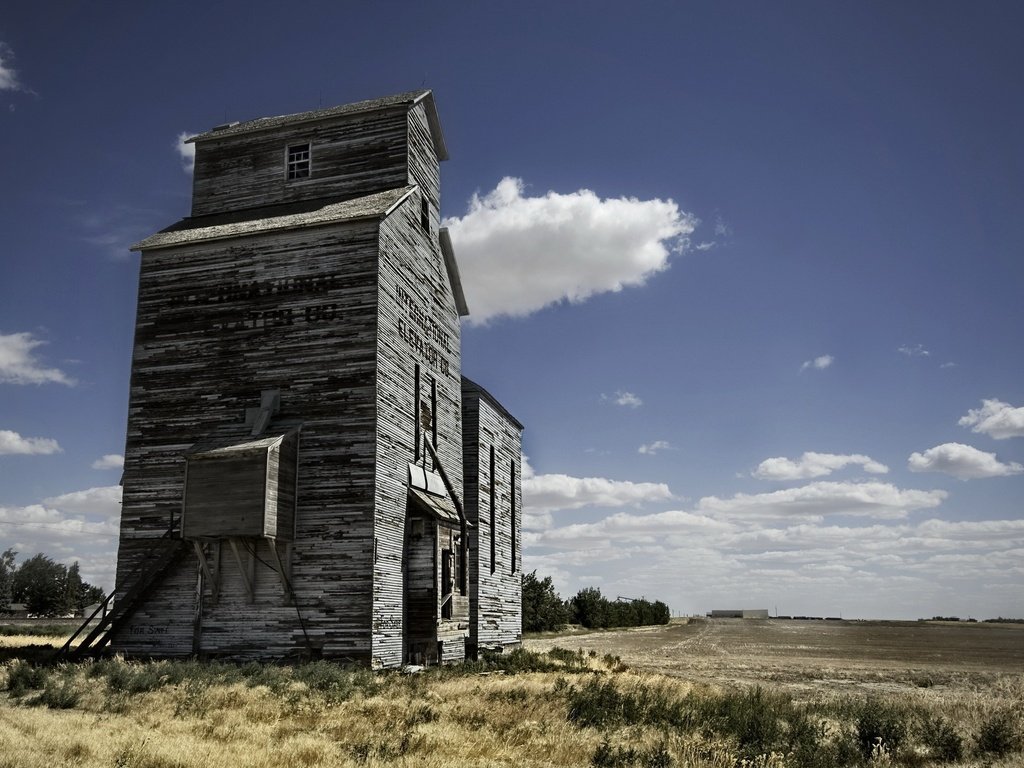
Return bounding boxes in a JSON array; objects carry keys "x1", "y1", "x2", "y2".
[{"x1": 101, "y1": 91, "x2": 523, "y2": 666}]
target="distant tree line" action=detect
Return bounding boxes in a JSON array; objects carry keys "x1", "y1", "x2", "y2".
[
  {"x1": 0, "y1": 549, "x2": 105, "y2": 618},
  {"x1": 522, "y1": 571, "x2": 670, "y2": 633}
]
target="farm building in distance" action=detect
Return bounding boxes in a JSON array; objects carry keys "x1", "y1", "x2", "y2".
[
  {"x1": 76, "y1": 91, "x2": 523, "y2": 667},
  {"x1": 709, "y1": 609, "x2": 770, "y2": 619}
]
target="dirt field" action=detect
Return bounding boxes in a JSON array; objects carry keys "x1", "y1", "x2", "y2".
[{"x1": 525, "y1": 618, "x2": 1024, "y2": 697}]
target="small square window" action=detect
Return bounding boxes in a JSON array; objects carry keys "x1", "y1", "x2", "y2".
[{"x1": 286, "y1": 143, "x2": 311, "y2": 180}]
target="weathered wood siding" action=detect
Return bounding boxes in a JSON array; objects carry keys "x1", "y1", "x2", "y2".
[
  {"x1": 191, "y1": 108, "x2": 410, "y2": 216},
  {"x1": 112, "y1": 221, "x2": 382, "y2": 659},
  {"x1": 462, "y1": 381, "x2": 523, "y2": 652},
  {"x1": 374, "y1": 186, "x2": 464, "y2": 667},
  {"x1": 113, "y1": 91, "x2": 505, "y2": 667}
]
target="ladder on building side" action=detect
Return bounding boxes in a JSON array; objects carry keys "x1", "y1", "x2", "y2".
[{"x1": 56, "y1": 537, "x2": 187, "y2": 661}]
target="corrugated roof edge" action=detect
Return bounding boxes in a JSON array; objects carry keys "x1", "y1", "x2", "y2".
[
  {"x1": 132, "y1": 186, "x2": 416, "y2": 251},
  {"x1": 187, "y1": 89, "x2": 448, "y2": 161},
  {"x1": 461, "y1": 376, "x2": 525, "y2": 431},
  {"x1": 439, "y1": 227, "x2": 469, "y2": 318}
]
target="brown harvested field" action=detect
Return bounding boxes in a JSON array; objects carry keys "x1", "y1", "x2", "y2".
[{"x1": 525, "y1": 618, "x2": 1024, "y2": 695}]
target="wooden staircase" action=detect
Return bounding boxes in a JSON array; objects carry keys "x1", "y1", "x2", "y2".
[{"x1": 57, "y1": 537, "x2": 187, "y2": 661}]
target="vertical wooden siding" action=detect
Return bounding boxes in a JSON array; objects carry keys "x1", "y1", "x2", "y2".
[{"x1": 462, "y1": 385, "x2": 523, "y2": 652}]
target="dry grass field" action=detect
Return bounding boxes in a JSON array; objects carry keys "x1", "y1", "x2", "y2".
[{"x1": 0, "y1": 618, "x2": 1021, "y2": 768}]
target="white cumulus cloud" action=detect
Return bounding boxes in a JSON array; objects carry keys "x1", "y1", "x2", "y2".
[
  {"x1": 176, "y1": 132, "x2": 196, "y2": 173},
  {"x1": 958, "y1": 399, "x2": 1024, "y2": 440},
  {"x1": 753, "y1": 452, "x2": 889, "y2": 481},
  {"x1": 0, "y1": 429, "x2": 62, "y2": 455},
  {"x1": 800, "y1": 354, "x2": 833, "y2": 372},
  {"x1": 638, "y1": 440, "x2": 673, "y2": 455},
  {"x1": 42, "y1": 485, "x2": 123, "y2": 518},
  {"x1": 523, "y1": 467, "x2": 675, "y2": 525},
  {"x1": 0, "y1": 332, "x2": 75, "y2": 385},
  {"x1": 444, "y1": 177, "x2": 696, "y2": 324},
  {"x1": 91, "y1": 454, "x2": 124, "y2": 470},
  {"x1": 908, "y1": 442, "x2": 1023, "y2": 480}
]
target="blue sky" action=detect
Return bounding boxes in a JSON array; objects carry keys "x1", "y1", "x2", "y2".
[{"x1": 2, "y1": 2, "x2": 1022, "y2": 619}]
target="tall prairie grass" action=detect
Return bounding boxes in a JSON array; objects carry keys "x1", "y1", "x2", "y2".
[{"x1": 1, "y1": 648, "x2": 1021, "y2": 767}]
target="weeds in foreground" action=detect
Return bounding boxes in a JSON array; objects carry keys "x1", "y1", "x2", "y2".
[{"x1": 1, "y1": 647, "x2": 1022, "y2": 767}]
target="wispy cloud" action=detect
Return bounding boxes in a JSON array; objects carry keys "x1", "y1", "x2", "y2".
[
  {"x1": 753, "y1": 451, "x2": 888, "y2": 481},
  {"x1": 0, "y1": 332, "x2": 75, "y2": 386},
  {"x1": 176, "y1": 131, "x2": 196, "y2": 173},
  {"x1": 444, "y1": 177, "x2": 696, "y2": 324},
  {"x1": 76, "y1": 203, "x2": 163, "y2": 259},
  {"x1": 91, "y1": 454, "x2": 124, "y2": 470},
  {"x1": 638, "y1": 440, "x2": 673, "y2": 455},
  {"x1": 800, "y1": 354, "x2": 833, "y2": 372},
  {"x1": 0, "y1": 42, "x2": 24, "y2": 92},
  {"x1": 698, "y1": 480, "x2": 945, "y2": 521},
  {"x1": 0, "y1": 430, "x2": 62, "y2": 456},
  {"x1": 602, "y1": 390, "x2": 643, "y2": 408},
  {"x1": 897, "y1": 343, "x2": 930, "y2": 357},
  {"x1": 958, "y1": 399, "x2": 1024, "y2": 440},
  {"x1": 908, "y1": 442, "x2": 1023, "y2": 480}
]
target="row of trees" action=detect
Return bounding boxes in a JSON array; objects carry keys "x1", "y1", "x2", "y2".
[
  {"x1": 523, "y1": 571, "x2": 670, "y2": 633},
  {"x1": 0, "y1": 549, "x2": 106, "y2": 618}
]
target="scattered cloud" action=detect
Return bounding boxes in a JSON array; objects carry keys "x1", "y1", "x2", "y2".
[
  {"x1": 638, "y1": 440, "x2": 673, "y2": 455},
  {"x1": 176, "y1": 131, "x2": 196, "y2": 173},
  {"x1": 800, "y1": 354, "x2": 833, "y2": 372},
  {"x1": 753, "y1": 451, "x2": 889, "y2": 481},
  {"x1": 958, "y1": 399, "x2": 1024, "y2": 440},
  {"x1": 0, "y1": 430, "x2": 62, "y2": 456},
  {"x1": 697, "y1": 480, "x2": 945, "y2": 521},
  {"x1": 91, "y1": 454, "x2": 124, "y2": 470},
  {"x1": 0, "y1": 42, "x2": 24, "y2": 92},
  {"x1": 908, "y1": 442, "x2": 1023, "y2": 480},
  {"x1": 602, "y1": 390, "x2": 643, "y2": 408},
  {"x1": 940, "y1": 362, "x2": 957, "y2": 369},
  {"x1": 444, "y1": 177, "x2": 696, "y2": 324},
  {"x1": 898, "y1": 343, "x2": 930, "y2": 357},
  {"x1": 0, "y1": 332, "x2": 75, "y2": 385},
  {"x1": 76, "y1": 203, "x2": 164, "y2": 259}
]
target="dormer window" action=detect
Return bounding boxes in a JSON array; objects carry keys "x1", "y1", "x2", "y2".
[{"x1": 286, "y1": 143, "x2": 311, "y2": 180}]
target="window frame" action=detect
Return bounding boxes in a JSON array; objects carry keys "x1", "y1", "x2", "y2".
[{"x1": 285, "y1": 142, "x2": 312, "y2": 181}]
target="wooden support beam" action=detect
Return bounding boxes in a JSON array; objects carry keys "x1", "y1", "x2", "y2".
[
  {"x1": 228, "y1": 538, "x2": 255, "y2": 603},
  {"x1": 267, "y1": 537, "x2": 292, "y2": 601}
]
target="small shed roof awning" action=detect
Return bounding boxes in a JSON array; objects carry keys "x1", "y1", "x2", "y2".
[
  {"x1": 186, "y1": 425, "x2": 300, "y2": 459},
  {"x1": 408, "y1": 487, "x2": 462, "y2": 525}
]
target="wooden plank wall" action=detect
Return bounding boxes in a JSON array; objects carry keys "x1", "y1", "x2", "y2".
[
  {"x1": 462, "y1": 386, "x2": 523, "y2": 653},
  {"x1": 191, "y1": 108, "x2": 410, "y2": 216},
  {"x1": 374, "y1": 192, "x2": 464, "y2": 667},
  {"x1": 112, "y1": 221, "x2": 382, "y2": 660}
]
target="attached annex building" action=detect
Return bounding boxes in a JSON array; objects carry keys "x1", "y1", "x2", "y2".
[{"x1": 108, "y1": 91, "x2": 523, "y2": 667}]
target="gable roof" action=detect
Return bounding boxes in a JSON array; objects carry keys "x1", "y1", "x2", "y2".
[{"x1": 188, "y1": 90, "x2": 448, "y2": 161}]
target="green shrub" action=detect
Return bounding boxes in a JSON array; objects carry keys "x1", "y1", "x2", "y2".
[
  {"x1": 710, "y1": 686, "x2": 788, "y2": 759},
  {"x1": 5, "y1": 660, "x2": 48, "y2": 697},
  {"x1": 918, "y1": 714, "x2": 963, "y2": 762},
  {"x1": 856, "y1": 698, "x2": 908, "y2": 760},
  {"x1": 37, "y1": 677, "x2": 80, "y2": 709},
  {"x1": 591, "y1": 739, "x2": 672, "y2": 767},
  {"x1": 976, "y1": 709, "x2": 1020, "y2": 757},
  {"x1": 566, "y1": 676, "x2": 685, "y2": 730}
]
